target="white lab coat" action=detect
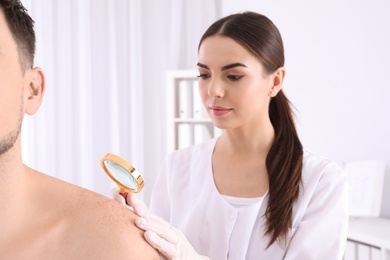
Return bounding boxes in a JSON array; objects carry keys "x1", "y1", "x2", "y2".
[{"x1": 149, "y1": 138, "x2": 348, "y2": 260}]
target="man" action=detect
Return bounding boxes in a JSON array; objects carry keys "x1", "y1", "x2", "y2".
[{"x1": 0, "y1": 0, "x2": 159, "y2": 258}]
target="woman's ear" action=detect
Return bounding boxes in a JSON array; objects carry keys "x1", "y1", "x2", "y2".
[
  {"x1": 268, "y1": 67, "x2": 286, "y2": 97},
  {"x1": 24, "y1": 67, "x2": 46, "y2": 115}
]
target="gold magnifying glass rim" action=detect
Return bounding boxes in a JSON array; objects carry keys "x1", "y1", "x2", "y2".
[{"x1": 100, "y1": 153, "x2": 144, "y2": 193}]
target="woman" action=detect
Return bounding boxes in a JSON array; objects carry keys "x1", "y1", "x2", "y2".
[{"x1": 115, "y1": 11, "x2": 348, "y2": 259}]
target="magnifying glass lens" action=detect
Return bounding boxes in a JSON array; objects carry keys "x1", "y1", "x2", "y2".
[
  {"x1": 103, "y1": 160, "x2": 138, "y2": 190},
  {"x1": 100, "y1": 153, "x2": 144, "y2": 193}
]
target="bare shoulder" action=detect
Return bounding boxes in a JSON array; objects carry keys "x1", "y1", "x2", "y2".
[
  {"x1": 67, "y1": 188, "x2": 159, "y2": 259},
  {"x1": 36, "y1": 172, "x2": 159, "y2": 259}
]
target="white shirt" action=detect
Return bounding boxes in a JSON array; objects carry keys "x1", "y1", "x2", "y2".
[
  {"x1": 224, "y1": 195, "x2": 265, "y2": 259},
  {"x1": 149, "y1": 138, "x2": 349, "y2": 260}
]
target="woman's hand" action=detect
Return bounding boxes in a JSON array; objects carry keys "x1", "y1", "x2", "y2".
[
  {"x1": 111, "y1": 188, "x2": 132, "y2": 210},
  {"x1": 111, "y1": 188, "x2": 209, "y2": 260}
]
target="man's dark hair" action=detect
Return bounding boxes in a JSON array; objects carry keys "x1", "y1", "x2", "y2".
[{"x1": 0, "y1": 0, "x2": 36, "y2": 72}]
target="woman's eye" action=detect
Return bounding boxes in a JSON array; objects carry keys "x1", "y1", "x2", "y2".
[
  {"x1": 197, "y1": 74, "x2": 210, "y2": 80},
  {"x1": 227, "y1": 75, "x2": 243, "y2": 81}
]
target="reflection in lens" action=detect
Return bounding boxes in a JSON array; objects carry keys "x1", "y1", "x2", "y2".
[{"x1": 103, "y1": 160, "x2": 138, "y2": 189}]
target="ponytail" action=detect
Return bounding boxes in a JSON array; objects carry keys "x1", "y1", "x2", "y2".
[{"x1": 265, "y1": 90, "x2": 303, "y2": 247}]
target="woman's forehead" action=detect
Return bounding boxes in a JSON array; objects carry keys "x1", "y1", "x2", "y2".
[{"x1": 198, "y1": 35, "x2": 262, "y2": 70}]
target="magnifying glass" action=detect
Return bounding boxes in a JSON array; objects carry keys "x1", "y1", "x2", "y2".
[{"x1": 100, "y1": 153, "x2": 144, "y2": 193}]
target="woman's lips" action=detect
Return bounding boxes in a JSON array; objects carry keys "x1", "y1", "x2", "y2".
[{"x1": 209, "y1": 106, "x2": 232, "y2": 116}]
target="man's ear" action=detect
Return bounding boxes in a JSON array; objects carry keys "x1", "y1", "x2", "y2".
[
  {"x1": 268, "y1": 67, "x2": 286, "y2": 97},
  {"x1": 24, "y1": 67, "x2": 46, "y2": 115}
]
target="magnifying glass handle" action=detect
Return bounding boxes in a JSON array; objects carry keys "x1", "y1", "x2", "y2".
[
  {"x1": 116, "y1": 186, "x2": 129, "y2": 203},
  {"x1": 119, "y1": 190, "x2": 128, "y2": 198},
  {"x1": 118, "y1": 186, "x2": 128, "y2": 194}
]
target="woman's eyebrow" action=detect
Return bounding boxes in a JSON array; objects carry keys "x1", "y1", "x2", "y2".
[
  {"x1": 197, "y1": 62, "x2": 247, "y2": 71},
  {"x1": 197, "y1": 62, "x2": 209, "y2": 70},
  {"x1": 221, "y1": 63, "x2": 247, "y2": 71}
]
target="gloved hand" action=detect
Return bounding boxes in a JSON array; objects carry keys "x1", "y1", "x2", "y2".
[
  {"x1": 111, "y1": 187, "x2": 133, "y2": 210},
  {"x1": 111, "y1": 188, "x2": 209, "y2": 260}
]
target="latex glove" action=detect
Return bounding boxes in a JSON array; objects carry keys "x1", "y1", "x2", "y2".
[
  {"x1": 111, "y1": 187, "x2": 133, "y2": 210},
  {"x1": 119, "y1": 190, "x2": 209, "y2": 260}
]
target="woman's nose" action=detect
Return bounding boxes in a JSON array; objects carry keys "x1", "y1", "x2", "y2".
[{"x1": 208, "y1": 80, "x2": 224, "y2": 98}]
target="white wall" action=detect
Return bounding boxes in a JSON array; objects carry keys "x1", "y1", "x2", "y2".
[
  {"x1": 21, "y1": 0, "x2": 389, "y2": 218},
  {"x1": 221, "y1": 0, "x2": 390, "y2": 218},
  {"x1": 21, "y1": 0, "x2": 220, "y2": 204}
]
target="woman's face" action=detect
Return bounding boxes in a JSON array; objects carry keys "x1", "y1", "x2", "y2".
[{"x1": 197, "y1": 35, "x2": 280, "y2": 131}]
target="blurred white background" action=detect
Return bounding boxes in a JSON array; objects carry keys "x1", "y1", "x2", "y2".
[{"x1": 21, "y1": 0, "x2": 390, "y2": 218}]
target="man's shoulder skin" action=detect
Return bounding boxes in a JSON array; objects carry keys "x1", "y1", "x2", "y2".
[{"x1": 0, "y1": 167, "x2": 159, "y2": 259}]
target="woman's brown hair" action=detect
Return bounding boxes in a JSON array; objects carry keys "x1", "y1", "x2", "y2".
[{"x1": 198, "y1": 11, "x2": 303, "y2": 248}]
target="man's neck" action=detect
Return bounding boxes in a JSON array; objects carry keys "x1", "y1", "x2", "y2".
[
  {"x1": 0, "y1": 143, "x2": 24, "y2": 177},
  {"x1": 0, "y1": 144, "x2": 26, "y2": 213}
]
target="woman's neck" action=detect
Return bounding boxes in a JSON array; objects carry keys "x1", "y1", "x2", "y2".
[{"x1": 219, "y1": 121, "x2": 275, "y2": 156}]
